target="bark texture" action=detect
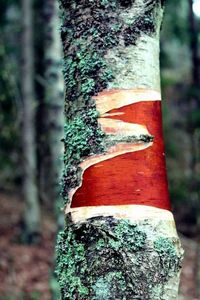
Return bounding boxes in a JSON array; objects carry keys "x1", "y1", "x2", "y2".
[
  {"x1": 57, "y1": 215, "x2": 182, "y2": 300},
  {"x1": 22, "y1": 0, "x2": 41, "y2": 239},
  {"x1": 56, "y1": 0, "x2": 183, "y2": 299},
  {"x1": 43, "y1": 0, "x2": 64, "y2": 215}
]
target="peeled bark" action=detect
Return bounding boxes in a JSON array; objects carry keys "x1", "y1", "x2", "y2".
[
  {"x1": 21, "y1": 0, "x2": 41, "y2": 239},
  {"x1": 56, "y1": 1, "x2": 183, "y2": 299}
]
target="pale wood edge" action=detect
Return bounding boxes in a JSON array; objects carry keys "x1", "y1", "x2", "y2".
[
  {"x1": 93, "y1": 89, "x2": 162, "y2": 115},
  {"x1": 67, "y1": 205, "x2": 175, "y2": 225}
]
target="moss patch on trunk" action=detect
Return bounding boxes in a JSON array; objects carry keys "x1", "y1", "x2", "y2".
[
  {"x1": 60, "y1": 0, "x2": 163, "y2": 115},
  {"x1": 56, "y1": 216, "x2": 182, "y2": 300}
]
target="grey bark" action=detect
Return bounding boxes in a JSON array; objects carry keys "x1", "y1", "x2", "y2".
[
  {"x1": 188, "y1": 0, "x2": 200, "y2": 87},
  {"x1": 37, "y1": 0, "x2": 64, "y2": 219},
  {"x1": 21, "y1": 0, "x2": 41, "y2": 240},
  {"x1": 187, "y1": 0, "x2": 200, "y2": 216},
  {"x1": 44, "y1": 0, "x2": 64, "y2": 216}
]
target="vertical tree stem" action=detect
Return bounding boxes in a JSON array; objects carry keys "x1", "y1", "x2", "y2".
[{"x1": 56, "y1": 1, "x2": 183, "y2": 299}]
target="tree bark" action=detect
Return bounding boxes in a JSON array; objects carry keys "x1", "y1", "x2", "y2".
[
  {"x1": 56, "y1": 1, "x2": 183, "y2": 299},
  {"x1": 188, "y1": 0, "x2": 200, "y2": 88},
  {"x1": 21, "y1": 0, "x2": 41, "y2": 240},
  {"x1": 43, "y1": 0, "x2": 64, "y2": 216},
  {"x1": 187, "y1": 0, "x2": 200, "y2": 231}
]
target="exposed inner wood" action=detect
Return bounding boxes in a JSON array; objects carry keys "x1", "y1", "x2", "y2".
[
  {"x1": 98, "y1": 118, "x2": 148, "y2": 135},
  {"x1": 69, "y1": 205, "x2": 177, "y2": 236},
  {"x1": 66, "y1": 89, "x2": 169, "y2": 213},
  {"x1": 93, "y1": 88, "x2": 161, "y2": 115},
  {"x1": 66, "y1": 141, "x2": 152, "y2": 213},
  {"x1": 70, "y1": 97, "x2": 170, "y2": 211},
  {"x1": 66, "y1": 89, "x2": 158, "y2": 212}
]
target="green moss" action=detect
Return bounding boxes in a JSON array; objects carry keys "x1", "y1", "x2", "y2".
[
  {"x1": 56, "y1": 217, "x2": 182, "y2": 299},
  {"x1": 56, "y1": 227, "x2": 89, "y2": 299},
  {"x1": 108, "y1": 219, "x2": 146, "y2": 251},
  {"x1": 92, "y1": 272, "x2": 126, "y2": 300},
  {"x1": 154, "y1": 237, "x2": 183, "y2": 278},
  {"x1": 62, "y1": 43, "x2": 114, "y2": 117},
  {"x1": 63, "y1": 109, "x2": 105, "y2": 162},
  {"x1": 61, "y1": 109, "x2": 106, "y2": 203}
]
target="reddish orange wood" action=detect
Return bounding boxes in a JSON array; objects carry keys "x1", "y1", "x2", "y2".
[{"x1": 71, "y1": 101, "x2": 171, "y2": 211}]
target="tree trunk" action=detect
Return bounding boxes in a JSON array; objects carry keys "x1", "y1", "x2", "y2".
[
  {"x1": 56, "y1": 1, "x2": 183, "y2": 299},
  {"x1": 35, "y1": 0, "x2": 64, "y2": 215},
  {"x1": 21, "y1": 0, "x2": 41, "y2": 241},
  {"x1": 188, "y1": 0, "x2": 200, "y2": 88},
  {"x1": 43, "y1": 0, "x2": 64, "y2": 216},
  {"x1": 187, "y1": 0, "x2": 200, "y2": 231},
  {"x1": 34, "y1": 0, "x2": 47, "y2": 206}
]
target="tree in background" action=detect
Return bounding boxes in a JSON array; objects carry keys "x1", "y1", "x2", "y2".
[
  {"x1": 43, "y1": 0, "x2": 64, "y2": 217},
  {"x1": 21, "y1": 0, "x2": 41, "y2": 241},
  {"x1": 56, "y1": 1, "x2": 183, "y2": 299},
  {"x1": 161, "y1": 0, "x2": 200, "y2": 235},
  {"x1": 0, "y1": 0, "x2": 21, "y2": 188},
  {"x1": 34, "y1": 0, "x2": 64, "y2": 216},
  {"x1": 187, "y1": 0, "x2": 200, "y2": 226},
  {"x1": 0, "y1": 0, "x2": 64, "y2": 242},
  {"x1": 188, "y1": 0, "x2": 200, "y2": 88}
]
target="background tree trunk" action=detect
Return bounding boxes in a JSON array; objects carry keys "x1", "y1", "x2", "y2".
[
  {"x1": 33, "y1": 0, "x2": 47, "y2": 206},
  {"x1": 34, "y1": 0, "x2": 64, "y2": 215},
  {"x1": 188, "y1": 0, "x2": 200, "y2": 88},
  {"x1": 43, "y1": 0, "x2": 64, "y2": 217},
  {"x1": 187, "y1": 0, "x2": 200, "y2": 227},
  {"x1": 187, "y1": 0, "x2": 200, "y2": 297},
  {"x1": 188, "y1": 0, "x2": 200, "y2": 170},
  {"x1": 56, "y1": 1, "x2": 183, "y2": 299},
  {"x1": 21, "y1": 0, "x2": 41, "y2": 241}
]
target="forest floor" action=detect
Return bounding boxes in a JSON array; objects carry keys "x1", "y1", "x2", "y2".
[
  {"x1": 0, "y1": 193, "x2": 57, "y2": 300},
  {"x1": 0, "y1": 192, "x2": 199, "y2": 300}
]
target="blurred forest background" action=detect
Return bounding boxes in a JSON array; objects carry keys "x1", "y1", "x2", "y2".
[{"x1": 0, "y1": 0, "x2": 200, "y2": 299}]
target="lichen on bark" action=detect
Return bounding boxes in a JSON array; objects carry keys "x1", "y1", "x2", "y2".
[
  {"x1": 60, "y1": 0, "x2": 163, "y2": 115},
  {"x1": 56, "y1": 216, "x2": 183, "y2": 300},
  {"x1": 59, "y1": 0, "x2": 163, "y2": 204},
  {"x1": 56, "y1": 1, "x2": 183, "y2": 299},
  {"x1": 61, "y1": 109, "x2": 106, "y2": 203}
]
